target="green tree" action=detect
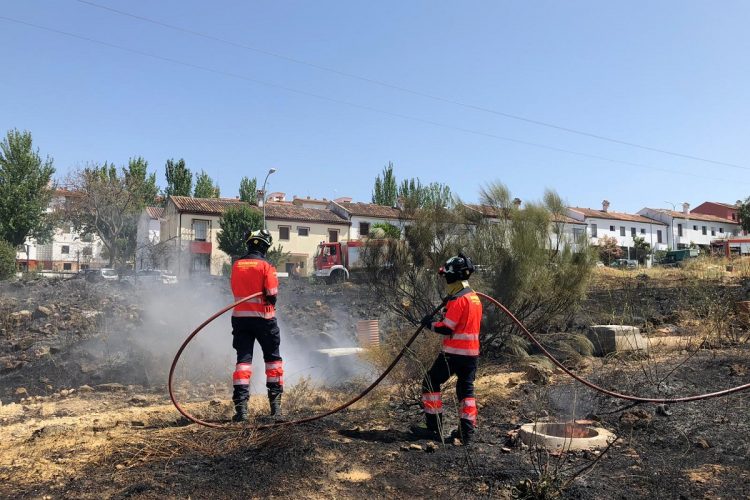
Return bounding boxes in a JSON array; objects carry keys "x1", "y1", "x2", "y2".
[
  {"x1": 371, "y1": 222, "x2": 401, "y2": 239},
  {"x1": 0, "y1": 129, "x2": 55, "y2": 246},
  {"x1": 372, "y1": 161, "x2": 398, "y2": 206},
  {"x1": 124, "y1": 157, "x2": 158, "y2": 206},
  {"x1": 632, "y1": 235, "x2": 651, "y2": 263},
  {"x1": 194, "y1": 170, "x2": 220, "y2": 198},
  {"x1": 239, "y1": 176, "x2": 258, "y2": 204},
  {"x1": 217, "y1": 205, "x2": 262, "y2": 258},
  {"x1": 164, "y1": 158, "x2": 192, "y2": 198},
  {"x1": 398, "y1": 177, "x2": 453, "y2": 210},
  {"x1": 737, "y1": 197, "x2": 750, "y2": 233},
  {"x1": 0, "y1": 239, "x2": 16, "y2": 280}
]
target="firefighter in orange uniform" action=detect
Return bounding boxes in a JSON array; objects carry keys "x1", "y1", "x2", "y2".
[
  {"x1": 411, "y1": 253, "x2": 482, "y2": 444},
  {"x1": 230, "y1": 229, "x2": 284, "y2": 422}
]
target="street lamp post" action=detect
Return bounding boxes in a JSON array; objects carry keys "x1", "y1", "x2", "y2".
[
  {"x1": 665, "y1": 201, "x2": 676, "y2": 250},
  {"x1": 261, "y1": 168, "x2": 277, "y2": 229}
]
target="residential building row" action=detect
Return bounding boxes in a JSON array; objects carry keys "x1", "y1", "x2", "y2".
[{"x1": 15, "y1": 192, "x2": 748, "y2": 276}]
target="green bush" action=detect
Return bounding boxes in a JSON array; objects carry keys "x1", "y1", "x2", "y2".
[{"x1": 0, "y1": 239, "x2": 17, "y2": 280}]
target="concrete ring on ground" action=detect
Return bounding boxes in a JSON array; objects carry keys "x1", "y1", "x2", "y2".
[{"x1": 518, "y1": 422, "x2": 616, "y2": 452}]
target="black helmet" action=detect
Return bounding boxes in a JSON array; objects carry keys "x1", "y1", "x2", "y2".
[
  {"x1": 439, "y1": 253, "x2": 475, "y2": 283},
  {"x1": 246, "y1": 228, "x2": 273, "y2": 254}
]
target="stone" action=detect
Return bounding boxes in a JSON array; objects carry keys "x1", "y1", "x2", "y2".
[
  {"x1": 9, "y1": 310, "x2": 32, "y2": 323},
  {"x1": 587, "y1": 325, "x2": 648, "y2": 356},
  {"x1": 425, "y1": 442, "x2": 437, "y2": 453},
  {"x1": 408, "y1": 443, "x2": 423, "y2": 451},
  {"x1": 619, "y1": 409, "x2": 653, "y2": 429},
  {"x1": 15, "y1": 387, "x2": 28, "y2": 397},
  {"x1": 695, "y1": 437, "x2": 711, "y2": 449},
  {"x1": 95, "y1": 383, "x2": 127, "y2": 392},
  {"x1": 78, "y1": 385, "x2": 94, "y2": 393},
  {"x1": 34, "y1": 306, "x2": 53, "y2": 318},
  {"x1": 59, "y1": 390, "x2": 70, "y2": 397},
  {"x1": 129, "y1": 395, "x2": 149, "y2": 406}
]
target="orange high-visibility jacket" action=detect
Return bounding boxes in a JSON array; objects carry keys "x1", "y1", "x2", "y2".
[
  {"x1": 434, "y1": 289, "x2": 482, "y2": 356},
  {"x1": 231, "y1": 257, "x2": 279, "y2": 319}
]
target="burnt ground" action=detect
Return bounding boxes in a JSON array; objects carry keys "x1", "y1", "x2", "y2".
[{"x1": 0, "y1": 274, "x2": 749, "y2": 499}]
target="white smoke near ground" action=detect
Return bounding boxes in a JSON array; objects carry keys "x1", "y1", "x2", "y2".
[{"x1": 129, "y1": 278, "x2": 374, "y2": 400}]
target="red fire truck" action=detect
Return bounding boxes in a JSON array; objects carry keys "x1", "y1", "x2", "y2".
[{"x1": 313, "y1": 239, "x2": 400, "y2": 283}]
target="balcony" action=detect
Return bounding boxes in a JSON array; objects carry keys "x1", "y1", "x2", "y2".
[{"x1": 189, "y1": 241, "x2": 212, "y2": 254}]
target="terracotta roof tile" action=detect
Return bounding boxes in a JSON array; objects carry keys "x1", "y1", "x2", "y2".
[
  {"x1": 645, "y1": 208, "x2": 739, "y2": 224},
  {"x1": 336, "y1": 202, "x2": 403, "y2": 219},
  {"x1": 169, "y1": 196, "x2": 248, "y2": 215},
  {"x1": 569, "y1": 207, "x2": 664, "y2": 224},
  {"x1": 265, "y1": 203, "x2": 349, "y2": 225},
  {"x1": 145, "y1": 206, "x2": 164, "y2": 219}
]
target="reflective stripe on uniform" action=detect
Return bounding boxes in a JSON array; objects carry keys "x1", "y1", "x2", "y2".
[
  {"x1": 442, "y1": 345, "x2": 480, "y2": 356},
  {"x1": 234, "y1": 296, "x2": 264, "y2": 304},
  {"x1": 422, "y1": 392, "x2": 443, "y2": 414},
  {"x1": 232, "y1": 363, "x2": 252, "y2": 385},
  {"x1": 442, "y1": 317, "x2": 457, "y2": 328},
  {"x1": 265, "y1": 287, "x2": 278, "y2": 295},
  {"x1": 460, "y1": 397, "x2": 478, "y2": 423},
  {"x1": 265, "y1": 360, "x2": 284, "y2": 386},
  {"x1": 232, "y1": 310, "x2": 275, "y2": 319},
  {"x1": 450, "y1": 333, "x2": 479, "y2": 341}
]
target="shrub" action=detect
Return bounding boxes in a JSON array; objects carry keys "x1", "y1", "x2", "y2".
[{"x1": 0, "y1": 239, "x2": 17, "y2": 280}]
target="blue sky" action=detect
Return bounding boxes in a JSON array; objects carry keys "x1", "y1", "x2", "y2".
[{"x1": 1, "y1": 1, "x2": 749, "y2": 212}]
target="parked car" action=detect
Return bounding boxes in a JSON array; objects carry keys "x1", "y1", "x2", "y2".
[
  {"x1": 81, "y1": 268, "x2": 119, "y2": 282},
  {"x1": 610, "y1": 259, "x2": 638, "y2": 269},
  {"x1": 122, "y1": 269, "x2": 178, "y2": 285}
]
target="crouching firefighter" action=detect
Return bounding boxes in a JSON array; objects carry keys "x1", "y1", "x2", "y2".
[
  {"x1": 411, "y1": 253, "x2": 482, "y2": 444},
  {"x1": 230, "y1": 229, "x2": 284, "y2": 422}
]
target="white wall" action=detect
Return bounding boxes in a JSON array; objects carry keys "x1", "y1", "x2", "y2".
[{"x1": 637, "y1": 208, "x2": 741, "y2": 249}]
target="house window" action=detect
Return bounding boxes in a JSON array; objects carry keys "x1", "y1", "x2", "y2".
[
  {"x1": 631, "y1": 228, "x2": 636, "y2": 237},
  {"x1": 191, "y1": 254, "x2": 210, "y2": 273},
  {"x1": 359, "y1": 222, "x2": 370, "y2": 237},
  {"x1": 328, "y1": 229, "x2": 339, "y2": 243},
  {"x1": 620, "y1": 227, "x2": 626, "y2": 237},
  {"x1": 63, "y1": 263, "x2": 72, "y2": 271},
  {"x1": 693, "y1": 225, "x2": 698, "y2": 231},
  {"x1": 193, "y1": 220, "x2": 208, "y2": 241},
  {"x1": 61, "y1": 245, "x2": 70, "y2": 254},
  {"x1": 640, "y1": 228, "x2": 646, "y2": 234},
  {"x1": 678, "y1": 224, "x2": 683, "y2": 237},
  {"x1": 279, "y1": 226, "x2": 290, "y2": 241},
  {"x1": 732, "y1": 213, "x2": 736, "y2": 221},
  {"x1": 572, "y1": 227, "x2": 584, "y2": 238},
  {"x1": 609, "y1": 225, "x2": 615, "y2": 232},
  {"x1": 657, "y1": 230, "x2": 663, "y2": 243},
  {"x1": 297, "y1": 227, "x2": 309, "y2": 237},
  {"x1": 591, "y1": 224, "x2": 597, "y2": 237},
  {"x1": 702, "y1": 226, "x2": 707, "y2": 235},
  {"x1": 719, "y1": 227, "x2": 724, "y2": 234},
  {"x1": 711, "y1": 227, "x2": 716, "y2": 236}
]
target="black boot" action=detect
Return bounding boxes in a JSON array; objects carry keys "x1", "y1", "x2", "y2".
[
  {"x1": 450, "y1": 419, "x2": 475, "y2": 445},
  {"x1": 269, "y1": 393, "x2": 282, "y2": 417},
  {"x1": 410, "y1": 413, "x2": 443, "y2": 440},
  {"x1": 232, "y1": 401, "x2": 248, "y2": 422}
]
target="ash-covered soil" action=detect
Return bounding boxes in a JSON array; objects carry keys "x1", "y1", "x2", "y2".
[{"x1": 0, "y1": 274, "x2": 748, "y2": 499}]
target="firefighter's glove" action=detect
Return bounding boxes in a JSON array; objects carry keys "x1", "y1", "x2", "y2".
[{"x1": 420, "y1": 314, "x2": 434, "y2": 330}]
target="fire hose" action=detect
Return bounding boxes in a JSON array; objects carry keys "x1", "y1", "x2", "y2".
[{"x1": 169, "y1": 291, "x2": 750, "y2": 430}]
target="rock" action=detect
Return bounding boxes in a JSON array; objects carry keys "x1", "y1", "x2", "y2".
[
  {"x1": 587, "y1": 325, "x2": 648, "y2": 356},
  {"x1": 15, "y1": 387, "x2": 28, "y2": 397},
  {"x1": 32, "y1": 346, "x2": 50, "y2": 358},
  {"x1": 9, "y1": 310, "x2": 32, "y2": 324},
  {"x1": 408, "y1": 443, "x2": 423, "y2": 451},
  {"x1": 129, "y1": 395, "x2": 149, "y2": 406},
  {"x1": 425, "y1": 442, "x2": 437, "y2": 453},
  {"x1": 33, "y1": 306, "x2": 53, "y2": 318},
  {"x1": 59, "y1": 390, "x2": 70, "y2": 397},
  {"x1": 115, "y1": 464, "x2": 125, "y2": 470},
  {"x1": 78, "y1": 385, "x2": 94, "y2": 393},
  {"x1": 695, "y1": 437, "x2": 712, "y2": 449},
  {"x1": 95, "y1": 383, "x2": 127, "y2": 392},
  {"x1": 501, "y1": 447, "x2": 512, "y2": 453},
  {"x1": 656, "y1": 404, "x2": 672, "y2": 416}
]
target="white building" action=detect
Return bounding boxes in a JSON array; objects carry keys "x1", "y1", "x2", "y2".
[
  {"x1": 15, "y1": 189, "x2": 106, "y2": 272},
  {"x1": 567, "y1": 201, "x2": 669, "y2": 258},
  {"x1": 135, "y1": 206, "x2": 164, "y2": 270},
  {"x1": 638, "y1": 203, "x2": 741, "y2": 250}
]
